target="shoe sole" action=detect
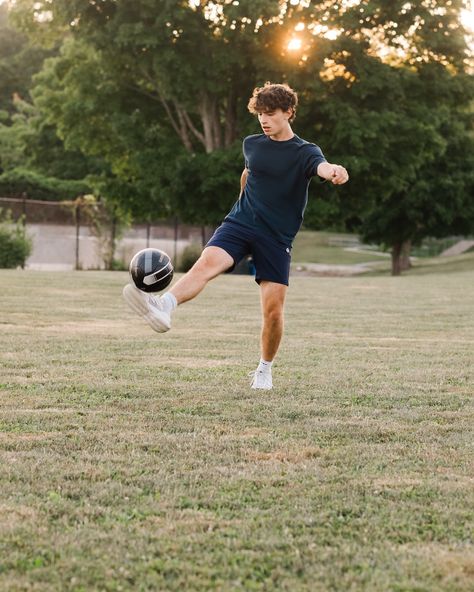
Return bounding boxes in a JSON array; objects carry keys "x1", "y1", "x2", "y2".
[{"x1": 122, "y1": 284, "x2": 171, "y2": 333}]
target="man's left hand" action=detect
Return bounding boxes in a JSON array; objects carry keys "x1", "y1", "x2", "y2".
[{"x1": 330, "y1": 165, "x2": 349, "y2": 185}]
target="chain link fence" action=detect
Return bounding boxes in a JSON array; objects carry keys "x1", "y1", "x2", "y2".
[{"x1": 0, "y1": 196, "x2": 213, "y2": 271}]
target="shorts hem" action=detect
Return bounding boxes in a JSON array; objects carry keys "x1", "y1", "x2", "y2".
[
  {"x1": 204, "y1": 242, "x2": 237, "y2": 272},
  {"x1": 255, "y1": 276, "x2": 289, "y2": 287}
]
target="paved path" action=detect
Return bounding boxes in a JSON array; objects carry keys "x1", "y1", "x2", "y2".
[{"x1": 440, "y1": 240, "x2": 474, "y2": 257}]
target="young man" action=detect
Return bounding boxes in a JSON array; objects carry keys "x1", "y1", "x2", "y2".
[{"x1": 123, "y1": 82, "x2": 349, "y2": 390}]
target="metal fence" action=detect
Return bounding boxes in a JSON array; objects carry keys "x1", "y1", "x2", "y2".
[{"x1": 0, "y1": 197, "x2": 213, "y2": 270}]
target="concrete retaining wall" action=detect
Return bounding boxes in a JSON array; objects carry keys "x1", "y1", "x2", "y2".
[{"x1": 25, "y1": 224, "x2": 205, "y2": 271}]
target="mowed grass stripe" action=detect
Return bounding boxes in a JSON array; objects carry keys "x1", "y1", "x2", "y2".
[{"x1": 0, "y1": 269, "x2": 473, "y2": 591}]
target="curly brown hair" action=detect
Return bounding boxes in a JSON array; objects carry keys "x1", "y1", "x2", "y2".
[{"x1": 247, "y1": 82, "x2": 298, "y2": 123}]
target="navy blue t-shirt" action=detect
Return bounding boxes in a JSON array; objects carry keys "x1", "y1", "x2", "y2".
[{"x1": 225, "y1": 133, "x2": 327, "y2": 246}]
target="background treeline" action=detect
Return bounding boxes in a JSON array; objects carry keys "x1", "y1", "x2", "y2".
[{"x1": 0, "y1": 0, "x2": 473, "y2": 274}]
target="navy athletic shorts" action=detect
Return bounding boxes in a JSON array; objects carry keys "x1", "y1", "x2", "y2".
[{"x1": 206, "y1": 220, "x2": 292, "y2": 286}]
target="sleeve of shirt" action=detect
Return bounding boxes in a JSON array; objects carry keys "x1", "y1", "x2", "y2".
[{"x1": 303, "y1": 144, "x2": 327, "y2": 178}]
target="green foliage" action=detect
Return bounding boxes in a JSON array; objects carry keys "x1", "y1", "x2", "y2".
[
  {"x1": 7, "y1": 0, "x2": 474, "y2": 276},
  {"x1": 0, "y1": 208, "x2": 32, "y2": 268},
  {"x1": 110, "y1": 258, "x2": 128, "y2": 271},
  {"x1": 0, "y1": 4, "x2": 53, "y2": 114},
  {"x1": 0, "y1": 17, "x2": 101, "y2": 199},
  {"x1": 0, "y1": 9, "x2": 101, "y2": 201},
  {"x1": 0, "y1": 95, "x2": 104, "y2": 181},
  {"x1": 355, "y1": 64, "x2": 474, "y2": 251},
  {"x1": 178, "y1": 243, "x2": 202, "y2": 273},
  {"x1": 30, "y1": 37, "x2": 182, "y2": 217},
  {"x1": 0, "y1": 167, "x2": 89, "y2": 200},
  {"x1": 168, "y1": 144, "x2": 244, "y2": 226},
  {"x1": 291, "y1": 4, "x2": 474, "y2": 273},
  {"x1": 0, "y1": 97, "x2": 39, "y2": 173}
]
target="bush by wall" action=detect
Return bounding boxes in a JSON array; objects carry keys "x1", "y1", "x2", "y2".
[
  {"x1": 177, "y1": 243, "x2": 202, "y2": 273},
  {"x1": 0, "y1": 210, "x2": 32, "y2": 268}
]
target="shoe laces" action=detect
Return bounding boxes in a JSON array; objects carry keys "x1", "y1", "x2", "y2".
[
  {"x1": 248, "y1": 369, "x2": 272, "y2": 385},
  {"x1": 248, "y1": 369, "x2": 266, "y2": 379}
]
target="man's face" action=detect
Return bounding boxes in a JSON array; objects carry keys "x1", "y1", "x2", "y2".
[{"x1": 257, "y1": 108, "x2": 292, "y2": 136}]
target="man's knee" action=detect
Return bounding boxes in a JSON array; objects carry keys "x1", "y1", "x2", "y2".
[
  {"x1": 189, "y1": 255, "x2": 213, "y2": 278},
  {"x1": 263, "y1": 304, "x2": 284, "y2": 325},
  {"x1": 190, "y1": 247, "x2": 233, "y2": 279}
]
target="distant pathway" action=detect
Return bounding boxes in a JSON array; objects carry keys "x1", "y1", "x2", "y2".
[
  {"x1": 292, "y1": 262, "x2": 377, "y2": 277},
  {"x1": 440, "y1": 240, "x2": 474, "y2": 257}
]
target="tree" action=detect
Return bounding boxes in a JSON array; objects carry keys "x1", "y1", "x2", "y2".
[
  {"x1": 10, "y1": 1, "x2": 279, "y2": 219},
  {"x1": 0, "y1": 3, "x2": 103, "y2": 200},
  {"x1": 282, "y1": 0, "x2": 474, "y2": 274},
  {"x1": 359, "y1": 62, "x2": 474, "y2": 274},
  {"x1": 0, "y1": 3, "x2": 52, "y2": 113},
  {"x1": 30, "y1": 37, "x2": 183, "y2": 216},
  {"x1": 0, "y1": 87, "x2": 103, "y2": 200},
  {"x1": 11, "y1": 0, "x2": 269, "y2": 152},
  {"x1": 10, "y1": 0, "x2": 474, "y2": 270}
]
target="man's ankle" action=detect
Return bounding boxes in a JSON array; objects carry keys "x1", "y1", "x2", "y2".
[
  {"x1": 161, "y1": 292, "x2": 177, "y2": 313},
  {"x1": 257, "y1": 359, "x2": 273, "y2": 373}
]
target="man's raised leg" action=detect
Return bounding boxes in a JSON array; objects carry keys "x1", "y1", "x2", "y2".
[
  {"x1": 169, "y1": 246, "x2": 234, "y2": 304},
  {"x1": 123, "y1": 246, "x2": 234, "y2": 332}
]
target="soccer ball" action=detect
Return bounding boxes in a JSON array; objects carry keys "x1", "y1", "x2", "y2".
[{"x1": 129, "y1": 248, "x2": 174, "y2": 293}]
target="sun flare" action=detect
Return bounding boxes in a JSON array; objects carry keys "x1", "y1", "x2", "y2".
[
  {"x1": 287, "y1": 37, "x2": 302, "y2": 51},
  {"x1": 461, "y1": 7, "x2": 474, "y2": 32}
]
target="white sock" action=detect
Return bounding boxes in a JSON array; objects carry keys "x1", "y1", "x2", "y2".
[
  {"x1": 257, "y1": 359, "x2": 273, "y2": 373},
  {"x1": 160, "y1": 292, "x2": 177, "y2": 313}
]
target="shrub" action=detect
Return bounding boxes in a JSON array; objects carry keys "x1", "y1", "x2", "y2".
[
  {"x1": 178, "y1": 243, "x2": 202, "y2": 272},
  {"x1": 0, "y1": 210, "x2": 32, "y2": 268},
  {"x1": 0, "y1": 167, "x2": 90, "y2": 201},
  {"x1": 110, "y1": 258, "x2": 128, "y2": 271}
]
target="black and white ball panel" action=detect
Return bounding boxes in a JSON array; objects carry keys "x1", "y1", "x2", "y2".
[{"x1": 129, "y1": 248, "x2": 174, "y2": 293}]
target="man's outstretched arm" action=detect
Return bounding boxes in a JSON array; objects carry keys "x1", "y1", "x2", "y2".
[{"x1": 317, "y1": 162, "x2": 349, "y2": 185}]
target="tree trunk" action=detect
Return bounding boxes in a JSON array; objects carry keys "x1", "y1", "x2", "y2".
[
  {"x1": 150, "y1": 82, "x2": 194, "y2": 152},
  {"x1": 175, "y1": 106, "x2": 194, "y2": 152},
  {"x1": 391, "y1": 241, "x2": 403, "y2": 276},
  {"x1": 200, "y1": 92, "x2": 223, "y2": 153},
  {"x1": 199, "y1": 93, "x2": 213, "y2": 153},
  {"x1": 224, "y1": 88, "x2": 237, "y2": 148},
  {"x1": 400, "y1": 239, "x2": 412, "y2": 271}
]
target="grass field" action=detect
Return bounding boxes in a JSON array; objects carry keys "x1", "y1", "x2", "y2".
[
  {"x1": 291, "y1": 231, "x2": 383, "y2": 265},
  {"x1": 1, "y1": 269, "x2": 473, "y2": 591},
  {"x1": 292, "y1": 231, "x2": 474, "y2": 276}
]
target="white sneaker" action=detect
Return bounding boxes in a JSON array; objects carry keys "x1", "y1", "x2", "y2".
[
  {"x1": 249, "y1": 370, "x2": 273, "y2": 390},
  {"x1": 122, "y1": 283, "x2": 171, "y2": 333}
]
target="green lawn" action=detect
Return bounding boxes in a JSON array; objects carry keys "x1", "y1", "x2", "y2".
[
  {"x1": 400, "y1": 251, "x2": 474, "y2": 276},
  {"x1": 1, "y1": 269, "x2": 473, "y2": 591},
  {"x1": 291, "y1": 230, "x2": 387, "y2": 265},
  {"x1": 292, "y1": 230, "x2": 474, "y2": 275}
]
